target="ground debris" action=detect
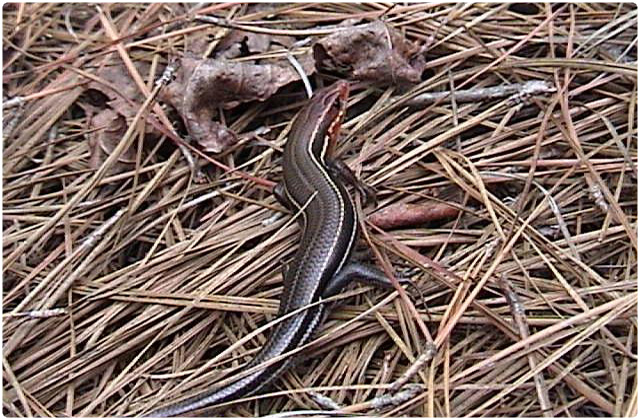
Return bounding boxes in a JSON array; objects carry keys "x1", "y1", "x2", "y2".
[{"x1": 314, "y1": 21, "x2": 426, "y2": 86}]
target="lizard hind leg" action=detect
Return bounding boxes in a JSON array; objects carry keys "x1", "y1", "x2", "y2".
[
  {"x1": 322, "y1": 262, "x2": 429, "y2": 318},
  {"x1": 323, "y1": 262, "x2": 394, "y2": 297}
]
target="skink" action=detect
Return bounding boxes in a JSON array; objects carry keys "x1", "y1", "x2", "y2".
[{"x1": 149, "y1": 81, "x2": 387, "y2": 416}]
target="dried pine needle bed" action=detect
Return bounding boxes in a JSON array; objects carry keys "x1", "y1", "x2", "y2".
[{"x1": 2, "y1": 3, "x2": 637, "y2": 417}]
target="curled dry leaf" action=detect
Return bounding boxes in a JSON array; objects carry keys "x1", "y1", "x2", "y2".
[
  {"x1": 161, "y1": 54, "x2": 314, "y2": 153},
  {"x1": 314, "y1": 21, "x2": 426, "y2": 86},
  {"x1": 369, "y1": 185, "x2": 466, "y2": 229},
  {"x1": 213, "y1": 30, "x2": 272, "y2": 59},
  {"x1": 82, "y1": 62, "x2": 157, "y2": 174},
  {"x1": 87, "y1": 62, "x2": 152, "y2": 121},
  {"x1": 86, "y1": 107, "x2": 136, "y2": 175},
  {"x1": 191, "y1": 121, "x2": 238, "y2": 154},
  {"x1": 368, "y1": 202, "x2": 460, "y2": 230}
]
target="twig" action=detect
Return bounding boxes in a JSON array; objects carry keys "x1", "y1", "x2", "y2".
[
  {"x1": 389, "y1": 343, "x2": 436, "y2": 392},
  {"x1": 308, "y1": 391, "x2": 342, "y2": 410},
  {"x1": 3, "y1": 99, "x2": 26, "y2": 140},
  {"x1": 498, "y1": 276, "x2": 553, "y2": 417},
  {"x1": 3, "y1": 308, "x2": 67, "y2": 319},
  {"x1": 406, "y1": 80, "x2": 555, "y2": 106}
]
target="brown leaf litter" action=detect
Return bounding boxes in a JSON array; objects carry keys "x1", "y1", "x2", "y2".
[{"x1": 314, "y1": 20, "x2": 427, "y2": 86}]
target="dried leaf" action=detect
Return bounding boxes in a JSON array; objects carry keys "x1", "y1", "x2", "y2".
[
  {"x1": 86, "y1": 107, "x2": 135, "y2": 175},
  {"x1": 190, "y1": 121, "x2": 238, "y2": 154},
  {"x1": 86, "y1": 62, "x2": 152, "y2": 120},
  {"x1": 161, "y1": 54, "x2": 314, "y2": 153},
  {"x1": 80, "y1": 62, "x2": 158, "y2": 175},
  {"x1": 314, "y1": 21, "x2": 426, "y2": 86},
  {"x1": 213, "y1": 30, "x2": 272, "y2": 59}
]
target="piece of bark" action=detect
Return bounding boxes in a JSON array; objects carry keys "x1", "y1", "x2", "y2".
[{"x1": 314, "y1": 21, "x2": 426, "y2": 86}]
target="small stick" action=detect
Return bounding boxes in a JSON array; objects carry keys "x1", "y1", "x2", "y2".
[
  {"x1": 371, "y1": 384, "x2": 422, "y2": 410},
  {"x1": 3, "y1": 308, "x2": 67, "y2": 319},
  {"x1": 3, "y1": 100, "x2": 26, "y2": 140},
  {"x1": 339, "y1": 384, "x2": 422, "y2": 413},
  {"x1": 498, "y1": 276, "x2": 553, "y2": 417},
  {"x1": 3, "y1": 81, "x2": 89, "y2": 109},
  {"x1": 406, "y1": 80, "x2": 555, "y2": 107},
  {"x1": 389, "y1": 342, "x2": 436, "y2": 392},
  {"x1": 308, "y1": 391, "x2": 342, "y2": 410}
]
